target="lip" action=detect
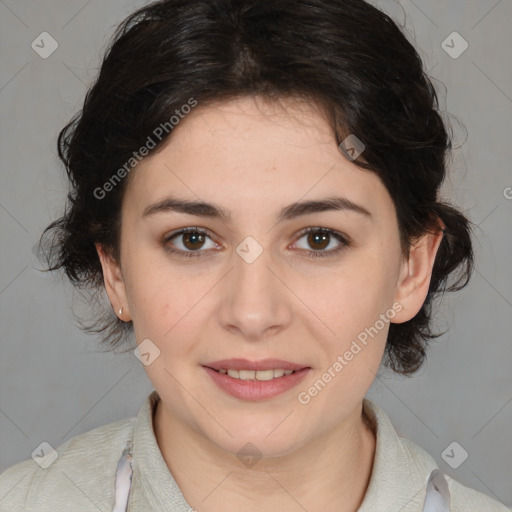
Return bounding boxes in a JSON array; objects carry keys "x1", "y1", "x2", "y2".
[
  {"x1": 202, "y1": 361, "x2": 311, "y2": 401},
  {"x1": 203, "y1": 358, "x2": 308, "y2": 372}
]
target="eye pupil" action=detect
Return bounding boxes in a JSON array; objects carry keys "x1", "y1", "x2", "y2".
[
  {"x1": 308, "y1": 231, "x2": 329, "y2": 250},
  {"x1": 183, "y1": 232, "x2": 205, "y2": 250}
]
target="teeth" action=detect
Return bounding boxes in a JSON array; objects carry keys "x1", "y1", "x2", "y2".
[
  {"x1": 227, "y1": 369, "x2": 239, "y2": 379},
  {"x1": 221, "y1": 369, "x2": 295, "y2": 380}
]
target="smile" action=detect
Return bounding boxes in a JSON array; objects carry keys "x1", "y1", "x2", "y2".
[
  {"x1": 202, "y1": 363, "x2": 311, "y2": 401},
  {"x1": 215, "y1": 369, "x2": 296, "y2": 380}
]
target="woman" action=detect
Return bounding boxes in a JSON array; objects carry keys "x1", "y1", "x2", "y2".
[{"x1": 0, "y1": 0, "x2": 508, "y2": 510}]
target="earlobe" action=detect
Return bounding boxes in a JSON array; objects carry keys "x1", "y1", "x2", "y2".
[
  {"x1": 392, "y1": 227, "x2": 444, "y2": 324},
  {"x1": 95, "y1": 243, "x2": 131, "y2": 321}
]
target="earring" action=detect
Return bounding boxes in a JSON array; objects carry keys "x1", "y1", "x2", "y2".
[{"x1": 118, "y1": 307, "x2": 123, "y2": 317}]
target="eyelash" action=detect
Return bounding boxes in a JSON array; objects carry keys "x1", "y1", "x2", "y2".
[{"x1": 162, "y1": 227, "x2": 350, "y2": 259}]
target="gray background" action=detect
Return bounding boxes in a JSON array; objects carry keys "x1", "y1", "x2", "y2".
[{"x1": 0, "y1": 0, "x2": 511, "y2": 507}]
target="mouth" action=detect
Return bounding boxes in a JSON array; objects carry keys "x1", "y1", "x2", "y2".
[
  {"x1": 201, "y1": 358, "x2": 311, "y2": 401},
  {"x1": 207, "y1": 368, "x2": 298, "y2": 381},
  {"x1": 203, "y1": 358, "x2": 309, "y2": 376}
]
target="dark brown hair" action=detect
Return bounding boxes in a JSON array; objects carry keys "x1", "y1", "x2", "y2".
[{"x1": 39, "y1": 0, "x2": 473, "y2": 375}]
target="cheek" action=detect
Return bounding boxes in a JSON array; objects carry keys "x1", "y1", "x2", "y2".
[
  {"x1": 125, "y1": 257, "x2": 215, "y2": 385},
  {"x1": 295, "y1": 261, "x2": 394, "y2": 415},
  {"x1": 303, "y1": 251, "x2": 399, "y2": 339},
  {"x1": 122, "y1": 244, "x2": 196, "y2": 335},
  {"x1": 130, "y1": 282, "x2": 197, "y2": 346}
]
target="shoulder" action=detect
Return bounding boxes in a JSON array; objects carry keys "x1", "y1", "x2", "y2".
[
  {"x1": 364, "y1": 399, "x2": 509, "y2": 511},
  {"x1": 445, "y1": 474, "x2": 511, "y2": 512},
  {"x1": 0, "y1": 416, "x2": 135, "y2": 512},
  {"x1": 399, "y1": 438, "x2": 510, "y2": 511}
]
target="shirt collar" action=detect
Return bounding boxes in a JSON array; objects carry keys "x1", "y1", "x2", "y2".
[
  {"x1": 130, "y1": 390, "x2": 191, "y2": 510},
  {"x1": 357, "y1": 399, "x2": 439, "y2": 511},
  {"x1": 129, "y1": 390, "x2": 438, "y2": 511}
]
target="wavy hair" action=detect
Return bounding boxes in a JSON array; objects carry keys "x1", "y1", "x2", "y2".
[{"x1": 39, "y1": 0, "x2": 473, "y2": 375}]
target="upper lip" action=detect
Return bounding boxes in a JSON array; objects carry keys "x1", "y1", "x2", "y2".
[{"x1": 203, "y1": 358, "x2": 309, "y2": 372}]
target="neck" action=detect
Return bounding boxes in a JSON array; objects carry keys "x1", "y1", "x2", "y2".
[{"x1": 153, "y1": 398, "x2": 376, "y2": 512}]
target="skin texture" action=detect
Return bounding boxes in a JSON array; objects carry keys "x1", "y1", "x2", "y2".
[{"x1": 96, "y1": 95, "x2": 443, "y2": 511}]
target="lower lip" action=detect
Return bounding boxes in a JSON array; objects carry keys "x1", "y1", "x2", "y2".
[{"x1": 202, "y1": 366, "x2": 311, "y2": 401}]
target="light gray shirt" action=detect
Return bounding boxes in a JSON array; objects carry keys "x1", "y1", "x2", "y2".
[{"x1": 0, "y1": 390, "x2": 509, "y2": 511}]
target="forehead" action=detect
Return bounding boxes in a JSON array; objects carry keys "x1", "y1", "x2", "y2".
[{"x1": 123, "y1": 96, "x2": 394, "y2": 222}]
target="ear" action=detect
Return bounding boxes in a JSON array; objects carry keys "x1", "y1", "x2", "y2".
[
  {"x1": 95, "y1": 243, "x2": 131, "y2": 321},
  {"x1": 392, "y1": 225, "x2": 444, "y2": 323}
]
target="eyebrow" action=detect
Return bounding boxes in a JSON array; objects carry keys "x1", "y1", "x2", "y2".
[{"x1": 142, "y1": 195, "x2": 371, "y2": 223}]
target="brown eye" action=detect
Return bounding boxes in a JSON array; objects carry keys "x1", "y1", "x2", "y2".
[
  {"x1": 294, "y1": 227, "x2": 349, "y2": 259},
  {"x1": 181, "y1": 231, "x2": 206, "y2": 250},
  {"x1": 306, "y1": 231, "x2": 331, "y2": 251},
  {"x1": 163, "y1": 227, "x2": 218, "y2": 258}
]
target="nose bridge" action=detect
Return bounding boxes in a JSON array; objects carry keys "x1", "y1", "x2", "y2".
[{"x1": 219, "y1": 235, "x2": 292, "y2": 339}]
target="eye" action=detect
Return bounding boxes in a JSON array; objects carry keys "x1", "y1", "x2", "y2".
[
  {"x1": 292, "y1": 227, "x2": 349, "y2": 258},
  {"x1": 163, "y1": 227, "x2": 218, "y2": 258}
]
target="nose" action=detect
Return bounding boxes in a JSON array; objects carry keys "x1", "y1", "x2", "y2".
[{"x1": 217, "y1": 240, "x2": 293, "y2": 342}]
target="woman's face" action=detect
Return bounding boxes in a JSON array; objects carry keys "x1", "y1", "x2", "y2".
[{"x1": 102, "y1": 96, "x2": 417, "y2": 456}]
